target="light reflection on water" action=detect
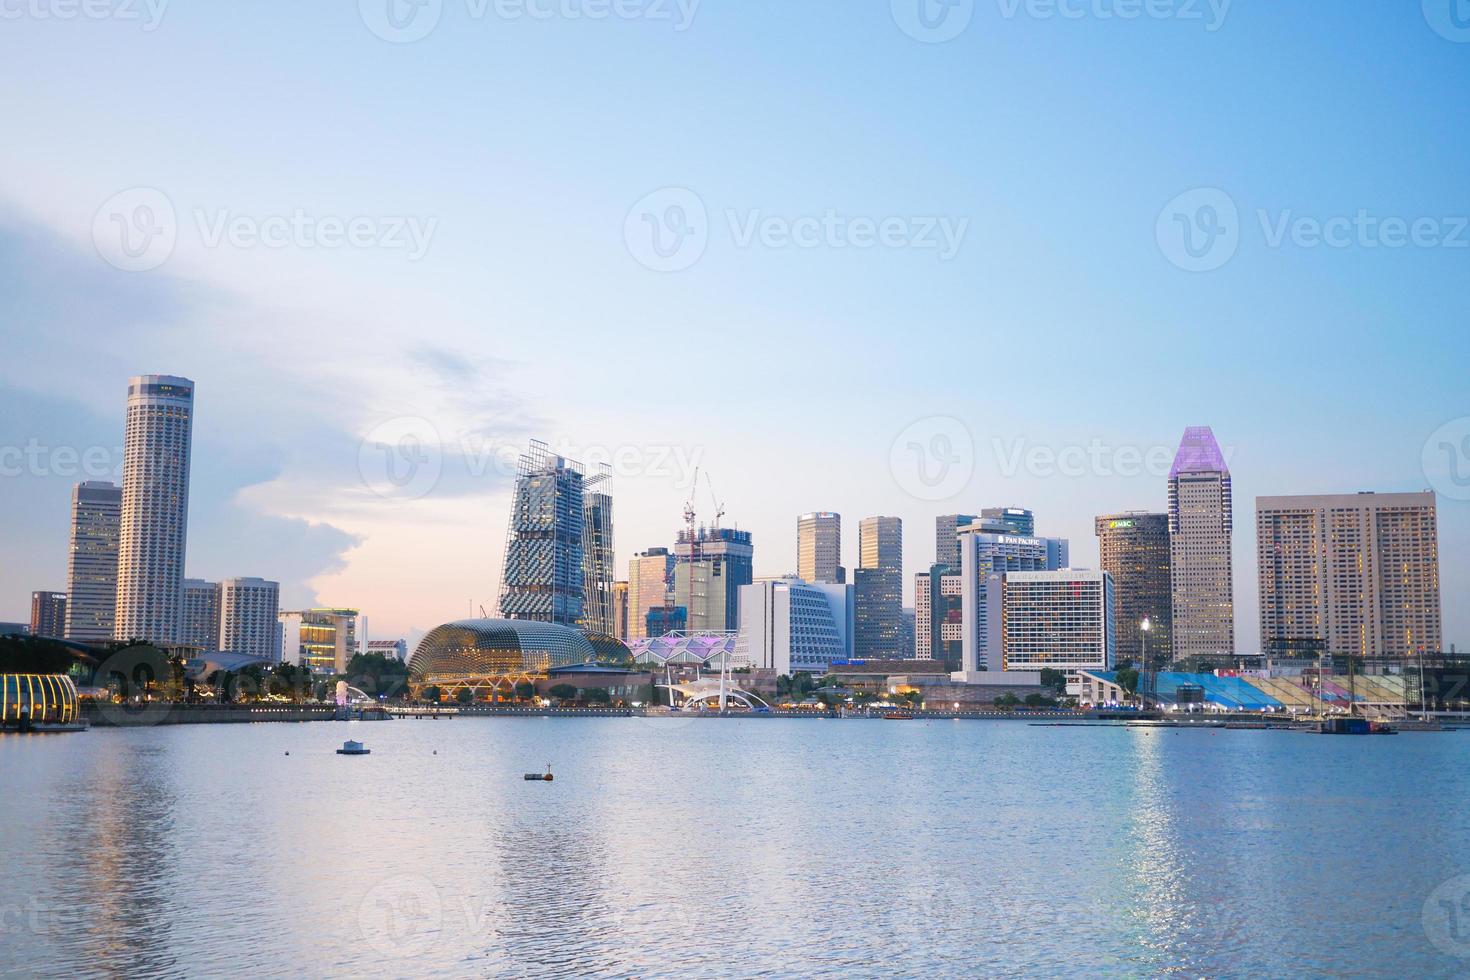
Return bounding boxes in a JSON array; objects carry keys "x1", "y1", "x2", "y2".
[{"x1": 2, "y1": 718, "x2": 1468, "y2": 977}]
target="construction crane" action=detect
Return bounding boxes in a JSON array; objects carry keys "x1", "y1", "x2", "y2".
[
  {"x1": 705, "y1": 471, "x2": 725, "y2": 530},
  {"x1": 683, "y1": 466, "x2": 700, "y2": 642}
]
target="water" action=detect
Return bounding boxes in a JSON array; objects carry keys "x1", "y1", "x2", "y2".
[{"x1": 3, "y1": 717, "x2": 1469, "y2": 978}]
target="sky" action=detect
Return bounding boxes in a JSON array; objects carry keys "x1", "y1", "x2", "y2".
[{"x1": 1, "y1": 1, "x2": 1468, "y2": 653}]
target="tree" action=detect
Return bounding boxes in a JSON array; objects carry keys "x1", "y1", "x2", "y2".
[
  {"x1": 1024, "y1": 692, "x2": 1058, "y2": 709},
  {"x1": 1116, "y1": 668, "x2": 1140, "y2": 699},
  {"x1": 455, "y1": 688, "x2": 475, "y2": 705},
  {"x1": 549, "y1": 683, "x2": 578, "y2": 702},
  {"x1": 582, "y1": 687, "x2": 611, "y2": 705},
  {"x1": 514, "y1": 680, "x2": 535, "y2": 701},
  {"x1": 345, "y1": 652, "x2": 410, "y2": 700},
  {"x1": 1039, "y1": 668, "x2": 1068, "y2": 694},
  {"x1": 421, "y1": 685, "x2": 441, "y2": 703},
  {"x1": 994, "y1": 693, "x2": 1020, "y2": 708}
]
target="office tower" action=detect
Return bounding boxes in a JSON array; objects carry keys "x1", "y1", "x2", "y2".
[
  {"x1": 180, "y1": 579, "x2": 222, "y2": 650},
  {"x1": 29, "y1": 591, "x2": 67, "y2": 639},
  {"x1": 797, "y1": 512, "x2": 843, "y2": 584},
  {"x1": 499, "y1": 441, "x2": 586, "y2": 626},
  {"x1": 1168, "y1": 426, "x2": 1234, "y2": 660},
  {"x1": 735, "y1": 578, "x2": 853, "y2": 675},
  {"x1": 279, "y1": 608, "x2": 360, "y2": 671},
  {"x1": 611, "y1": 581, "x2": 629, "y2": 642},
  {"x1": 627, "y1": 547, "x2": 675, "y2": 640},
  {"x1": 218, "y1": 577, "x2": 280, "y2": 660},
  {"x1": 901, "y1": 608, "x2": 916, "y2": 655},
  {"x1": 855, "y1": 516, "x2": 903, "y2": 659},
  {"x1": 1095, "y1": 512, "x2": 1172, "y2": 669},
  {"x1": 982, "y1": 506, "x2": 1035, "y2": 537},
  {"x1": 63, "y1": 480, "x2": 121, "y2": 642},
  {"x1": 114, "y1": 375, "x2": 195, "y2": 644},
  {"x1": 935, "y1": 514, "x2": 978, "y2": 570},
  {"x1": 581, "y1": 490, "x2": 616, "y2": 634},
  {"x1": 366, "y1": 638, "x2": 409, "y2": 661},
  {"x1": 992, "y1": 569, "x2": 1115, "y2": 679},
  {"x1": 673, "y1": 525, "x2": 754, "y2": 633},
  {"x1": 1256, "y1": 491, "x2": 1442, "y2": 659},
  {"x1": 645, "y1": 605, "x2": 688, "y2": 636},
  {"x1": 956, "y1": 524, "x2": 1063, "y2": 675},
  {"x1": 915, "y1": 565, "x2": 963, "y2": 662}
]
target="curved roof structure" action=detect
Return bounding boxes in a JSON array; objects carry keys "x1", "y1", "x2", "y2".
[
  {"x1": 409, "y1": 619, "x2": 629, "y2": 683},
  {"x1": 628, "y1": 631, "x2": 740, "y2": 667}
]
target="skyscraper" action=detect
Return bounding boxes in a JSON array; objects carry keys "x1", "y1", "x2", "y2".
[
  {"x1": 935, "y1": 514, "x2": 978, "y2": 570},
  {"x1": 499, "y1": 441, "x2": 586, "y2": 626},
  {"x1": 1256, "y1": 491, "x2": 1441, "y2": 659},
  {"x1": 1168, "y1": 426, "x2": 1234, "y2": 661},
  {"x1": 914, "y1": 565, "x2": 963, "y2": 662},
  {"x1": 855, "y1": 516, "x2": 903, "y2": 659},
  {"x1": 30, "y1": 591, "x2": 67, "y2": 639},
  {"x1": 735, "y1": 577, "x2": 854, "y2": 675},
  {"x1": 114, "y1": 375, "x2": 194, "y2": 644},
  {"x1": 981, "y1": 506, "x2": 1035, "y2": 537},
  {"x1": 181, "y1": 578, "x2": 222, "y2": 651},
  {"x1": 1094, "y1": 512, "x2": 1172, "y2": 670},
  {"x1": 956, "y1": 523, "x2": 1065, "y2": 675},
  {"x1": 992, "y1": 569, "x2": 1116, "y2": 678},
  {"x1": 581, "y1": 490, "x2": 616, "y2": 635},
  {"x1": 627, "y1": 547, "x2": 675, "y2": 640},
  {"x1": 673, "y1": 525, "x2": 753, "y2": 633},
  {"x1": 63, "y1": 480, "x2": 121, "y2": 642},
  {"x1": 797, "y1": 512, "x2": 842, "y2": 584},
  {"x1": 219, "y1": 577, "x2": 280, "y2": 660},
  {"x1": 611, "y1": 580, "x2": 629, "y2": 642}
]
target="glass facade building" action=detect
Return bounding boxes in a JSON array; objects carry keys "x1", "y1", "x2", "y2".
[
  {"x1": 500, "y1": 442, "x2": 587, "y2": 626},
  {"x1": 1094, "y1": 512, "x2": 1172, "y2": 670},
  {"x1": 673, "y1": 526, "x2": 753, "y2": 633},
  {"x1": 64, "y1": 480, "x2": 121, "y2": 643},
  {"x1": 855, "y1": 516, "x2": 903, "y2": 659},
  {"x1": 1168, "y1": 426, "x2": 1234, "y2": 661}
]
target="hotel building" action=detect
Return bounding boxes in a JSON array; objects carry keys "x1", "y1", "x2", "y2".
[
  {"x1": 735, "y1": 577, "x2": 854, "y2": 675},
  {"x1": 218, "y1": 577, "x2": 280, "y2": 660},
  {"x1": 1168, "y1": 426, "x2": 1234, "y2": 660},
  {"x1": 1256, "y1": 491, "x2": 1442, "y2": 659},
  {"x1": 63, "y1": 480, "x2": 121, "y2": 643}
]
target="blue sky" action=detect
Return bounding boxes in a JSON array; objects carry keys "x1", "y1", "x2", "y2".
[{"x1": 2, "y1": 1, "x2": 1467, "y2": 651}]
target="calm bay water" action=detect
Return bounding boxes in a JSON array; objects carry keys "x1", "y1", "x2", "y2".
[{"x1": 2, "y1": 717, "x2": 1469, "y2": 978}]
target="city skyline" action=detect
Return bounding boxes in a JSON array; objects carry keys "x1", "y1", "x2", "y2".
[{"x1": 2, "y1": 6, "x2": 1467, "y2": 654}]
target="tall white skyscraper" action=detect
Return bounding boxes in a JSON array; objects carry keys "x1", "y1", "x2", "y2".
[
  {"x1": 64, "y1": 480, "x2": 121, "y2": 642},
  {"x1": 114, "y1": 375, "x2": 195, "y2": 645},
  {"x1": 797, "y1": 512, "x2": 842, "y2": 584},
  {"x1": 219, "y1": 577, "x2": 280, "y2": 660},
  {"x1": 1168, "y1": 426, "x2": 1234, "y2": 661}
]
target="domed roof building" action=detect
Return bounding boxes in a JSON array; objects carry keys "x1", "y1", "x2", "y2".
[{"x1": 407, "y1": 618, "x2": 631, "y2": 698}]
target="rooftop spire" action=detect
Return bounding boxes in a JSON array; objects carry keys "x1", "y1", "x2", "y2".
[{"x1": 1170, "y1": 426, "x2": 1228, "y2": 477}]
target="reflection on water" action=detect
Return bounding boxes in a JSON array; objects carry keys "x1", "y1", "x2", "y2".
[{"x1": 2, "y1": 719, "x2": 1468, "y2": 977}]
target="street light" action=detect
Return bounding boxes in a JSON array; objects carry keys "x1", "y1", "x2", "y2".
[{"x1": 1139, "y1": 617, "x2": 1151, "y2": 671}]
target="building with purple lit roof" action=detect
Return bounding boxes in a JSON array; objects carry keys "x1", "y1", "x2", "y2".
[{"x1": 1168, "y1": 426, "x2": 1234, "y2": 661}]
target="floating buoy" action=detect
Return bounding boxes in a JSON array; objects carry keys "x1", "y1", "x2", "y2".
[
  {"x1": 337, "y1": 740, "x2": 370, "y2": 755},
  {"x1": 524, "y1": 764, "x2": 553, "y2": 781},
  {"x1": 285, "y1": 751, "x2": 290, "y2": 755}
]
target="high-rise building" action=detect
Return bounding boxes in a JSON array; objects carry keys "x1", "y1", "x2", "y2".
[
  {"x1": 279, "y1": 608, "x2": 359, "y2": 672},
  {"x1": 982, "y1": 507, "x2": 1035, "y2": 537},
  {"x1": 855, "y1": 516, "x2": 903, "y2": 659},
  {"x1": 935, "y1": 515, "x2": 978, "y2": 570},
  {"x1": 914, "y1": 565, "x2": 963, "y2": 662},
  {"x1": 1095, "y1": 512, "x2": 1172, "y2": 670},
  {"x1": 735, "y1": 577, "x2": 853, "y2": 675},
  {"x1": 611, "y1": 580, "x2": 629, "y2": 642},
  {"x1": 797, "y1": 512, "x2": 843, "y2": 584},
  {"x1": 993, "y1": 569, "x2": 1115, "y2": 682},
  {"x1": 114, "y1": 375, "x2": 195, "y2": 644},
  {"x1": 499, "y1": 441, "x2": 586, "y2": 626},
  {"x1": 957, "y1": 524, "x2": 1066, "y2": 676},
  {"x1": 627, "y1": 547, "x2": 675, "y2": 640},
  {"x1": 219, "y1": 577, "x2": 280, "y2": 660},
  {"x1": 581, "y1": 490, "x2": 616, "y2": 635},
  {"x1": 30, "y1": 591, "x2": 67, "y2": 639},
  {"x1": 1256, "y1": 491, "x2": 1442, "y2": 659},
  {"x1": 180, "y1": 579, "x2": 222, "y2": 651},
  {"x1": 366, "y1": 638, "x2": 409, "y2": 661},
  {"x1": 63, "y1": 480, "x2": 121, "y2": 643},
  {"x1": 673, "y1": 526, "x2": 754, "y2": 633},
  {"x1": 1168, "y1": 426, "x2": 1234, "y2": 660}
]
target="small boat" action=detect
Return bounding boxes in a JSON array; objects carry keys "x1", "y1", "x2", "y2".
[
  {"x1": 882, "y1": 711, "x2": 914, "y2": 720},
  {"x1": 524, "y1": 765, "x2": 554, "y2": 781},
  {"x1": 336, "y1": 740, "x2": 371, "y2": 755}
]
